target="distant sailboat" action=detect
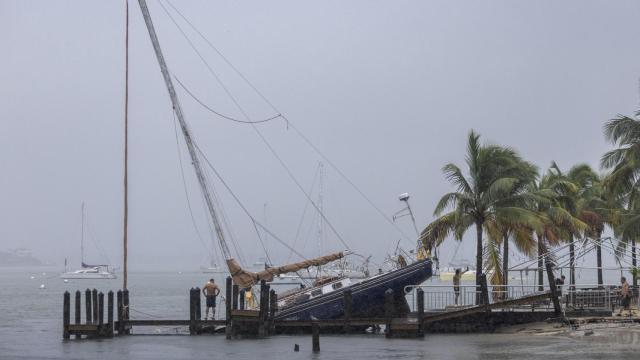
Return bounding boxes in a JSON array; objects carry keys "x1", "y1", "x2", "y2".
[{"x1": 60, "y1": 203, "x2": 116, "y2": 280}]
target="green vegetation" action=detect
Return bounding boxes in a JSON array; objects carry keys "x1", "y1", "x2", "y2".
[{"x1": 421, "y1": 109, "x2": 640, "y2": 295}]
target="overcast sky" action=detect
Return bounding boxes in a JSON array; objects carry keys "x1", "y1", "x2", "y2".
[{"x1": 2, "y1": 0, "x2": 640, "y2": 271}]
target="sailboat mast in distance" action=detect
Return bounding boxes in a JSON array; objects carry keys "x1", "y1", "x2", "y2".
[
  {"x1": 123, "y1": 0, "x2": 129, "y2": 290},
  {"x1": 81, "y1": 202, "x2": 85, "y2": 265}
]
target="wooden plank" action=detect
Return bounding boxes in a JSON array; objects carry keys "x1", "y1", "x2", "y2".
[
  {"x1": 231, "y1": 309, "x2": 260, "y2": 317},
  {"x1": 68, "y1": 324, "x2": 99, "y2": 331},
  {"x1": 121, "y1": 319, "x2": 225, "y2": 326}
]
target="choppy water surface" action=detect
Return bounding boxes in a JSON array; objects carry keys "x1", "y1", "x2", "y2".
[{"x1": 0, "y1": 268, "x2": 637, "y2": 360}]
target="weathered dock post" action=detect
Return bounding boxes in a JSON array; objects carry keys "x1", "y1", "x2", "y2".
[
  {"x1": 195, "y1": 287, "x2": 202, "y2": 322},
  {"x1": 343, "y1": 289, "x2": 353, "y2": 334},
  {"x1": 74, "y1": 291, "x2": 81, "y2": 326},
  {"x1": 123, "y1": 289, "x2": 130, "y2": 334},
  {"x1": 189, "y1": 288, "x2": 197, "y2": 335},
  {"x1": 63, "y1": 291, "x2": 70, "y2": 340},
  {"x1": 269, "y1": 289, "x2": 277, "y2": 334},
  {"x1": 258, "y1": 280, "x2": 269, "y2": 338},
  {"x1": 384, "y1": 289, "x2": 394, "y2": 338},
  {"x1": 544, "y1": 259, "x2": 562, "y2": 315},
  {"x1": 92, "y1": 289, "x2": 98, "y2": 324},
  {"x1": 116, "y1": 290, "x2": 123, "y2": 335},
  {"x1": 225, "y1": 276, "x2": 232, "y2": 339},
  {"x1": 107, "y1": 291, "x2": 114, "y2": 337},
  {"x1": 98, "y1": 292, "x2": 104, "y2": 329},
  {"x1": 416, "y1": 288, "x2": 424, "y2": 337},
  {"x1": 85, "y1": 289, "x2": 92, "y2": 324},
  {"x1": 239, "y1": 289, "x2": 245, "y2": 310},
  {"x1": 311, "y1": 322, "x2": 320, "y2": 352},
  {"x1": 232, "y1": 284, "x2": 239, "y2": 311}
]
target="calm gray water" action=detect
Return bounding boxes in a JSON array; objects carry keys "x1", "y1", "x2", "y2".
[{"x1": 1, "y1": 268, "x2": 638, "y2": 360}]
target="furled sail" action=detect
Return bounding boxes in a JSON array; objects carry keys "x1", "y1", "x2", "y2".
[{"x1": 227, "y1": 251, "x2": 345, "y2": 288}]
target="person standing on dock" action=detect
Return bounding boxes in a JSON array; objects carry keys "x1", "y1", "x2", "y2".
[
  {"x1": 203, "y1": 279, "x2": 220, "y2": 320},
  {"x1": 617, "y1": 277, "x2": 631, "y2": 317},
  {"x1": 453, "y1": 267, "x2": 468, "y2": 305}
]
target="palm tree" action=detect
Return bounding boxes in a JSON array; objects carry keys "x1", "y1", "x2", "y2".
[
  {"x1": 602, "y1": 113, "x2": 640, "y2": 287},
  {"x1": 421, "y1": 130, "x2": 541, "y2": 301},
  {"x1": 528, "y1": 172, "x2": 587, "y2": 291},
  {"x1": 548, "y1": 162, "x2": 599, "y2": 288},
  {"x1": 601, "y1": 113, "x2": 640, "y2": 194}
]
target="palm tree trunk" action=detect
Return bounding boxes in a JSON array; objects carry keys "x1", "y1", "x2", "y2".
[
  {"x1": 596, "y1": 231, "x2": 603, "y2": 287},
  {"x1": 633, "y1": 237, "x2": 637, "y2": 288},
  {"x1": 502, "y1": 233, "x2": 509, "y2": 288},
  {"x1": 537, "y1": 235, "x2": 544, "y2": 292},
  {"x1": 475, "y1": 221, "x2": 483, "y2": 305},
  {"x1": 569, "y1": 233, "x2": 575, "y2": 289}
]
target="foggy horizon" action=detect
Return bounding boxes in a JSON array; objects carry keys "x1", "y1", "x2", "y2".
[{"x1": 2, "y1": 1, "x2": 640, "y2": 272}]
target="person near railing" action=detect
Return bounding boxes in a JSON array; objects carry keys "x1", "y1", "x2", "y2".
[
  {"x1": 555, "y1": 275, "x2": 565, "y2": 297},
  {"x1": 617, "y1": 277, "x2": 631, "y2": 317},
  {"x1": 453, "y1": 267, "x2": 469, "y2": 305}
]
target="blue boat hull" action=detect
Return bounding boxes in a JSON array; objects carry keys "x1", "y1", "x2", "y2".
[{"x1": 275, "y1": 259, "x2": 432, "y2": 320}]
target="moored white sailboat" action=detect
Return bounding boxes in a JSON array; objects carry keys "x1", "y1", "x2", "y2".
[{"x1": 60, "y1": 203, "x2": 116, "y2": 280}]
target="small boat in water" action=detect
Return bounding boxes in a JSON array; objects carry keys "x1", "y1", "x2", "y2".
[
  {"x1": 61, "y1": 264, "x2": 116, "y2": 280},
  {"x1": 60, "y1": 203, "x2": 117, "y2": 280}
]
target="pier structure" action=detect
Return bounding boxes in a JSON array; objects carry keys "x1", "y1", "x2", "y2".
[{"x1": 63, "y1": 275, "x2": 639, "y2": 341}]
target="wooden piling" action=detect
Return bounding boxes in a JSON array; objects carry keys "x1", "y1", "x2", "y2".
[
  {"x1": 258, "y1": 280, "x2": 268, "y2": 337},
  {"x1": 195, "y1": 287, "x2": 201, "y2": 321},
  {"x1": 74, "y1": 291, "x2": 81, "y2": 325},
  {"x1": 116, "y1": 290, "x2": 123, "y2": 335},
  {"x1": 416, "y1": 288, "x2": 424, "y2": 336},
  {"x1": 343, "y1": 289, "x2": 352, "y2": 334},
  {"x1": 63, "y1": 291, "x2": 70, "y2": 340},
  {"x1": 239, "y1": 289, "x2": 245, "y2": 310},
  {"x1": 92, "y1": 289, "x2": 98, "y2": 324},
  {"x1": 85, "y1": 289, "x2": 92, "y2": 324},
  {"x1": 311, "y1": 322, "x2": 320, "y2": 352},
  {"x1": 107, "y1": 291, "x2": 114, "y2": 337},
  {"x1": 225, "y1": 276, "x2": 232, "y2": 339},
  {"x1": 98, "y1": 292, "x2": 104, "y2": 327},
  {"x1": 123, "y1": 289, "x2": 130, "y2": 334},
  {"x1": 384, "y1": 288, "x2": 394, "y2": 338},
  {"x1": 189, "y1": 288, "x2": 196, "y2": 335},
  {"x1": 232, "y1": 284, "x2": 239, "y2": 311},
  {"x1": 269, "y1": 289, "x2": 277, "y2": 334}
]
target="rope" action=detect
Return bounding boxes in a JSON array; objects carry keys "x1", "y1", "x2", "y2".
[
  {"x1": 175, "y1": 76, "x2": 281, "y2": 124},
  {"x1": 193, "y1": 142, "x2": 309, "y2": 260},
  {"x1": 159, "y1": 0, "x2": 351, "y2": 252},
  {"x1": 161, "y1": 0, "x2": 412, "y2": 250}
]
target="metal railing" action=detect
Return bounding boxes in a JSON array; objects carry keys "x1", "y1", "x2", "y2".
[{"x1": 405, "y1": 284, "x2": 637, "y2": 313}]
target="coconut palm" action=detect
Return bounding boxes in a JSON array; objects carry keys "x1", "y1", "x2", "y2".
[
  {"x1": 420, "y1": 130, "x2": 542, "y2": 301},
  {"x1": 527, "y1": 172, "x2": 587, "y2": 290},
  {"x1": 548, "y1": 162, "x2": 600, "y2": 288},
  {"x1": 601, "y1": 112, "x2": 640, "y2": 194}
]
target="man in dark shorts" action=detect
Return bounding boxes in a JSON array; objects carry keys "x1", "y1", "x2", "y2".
[
  {"x1": 617, "y1": 277, "x2": 631, "y2": 316},
  {"x1": 453, "y1": 267, "x2": 469, "y2": 305},
  {"x1": 202, "y1": 279, "x2": 220, "y2": 320}
]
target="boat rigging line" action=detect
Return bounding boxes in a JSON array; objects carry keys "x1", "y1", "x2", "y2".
[
  {"x1": 159, "y1": 0, "x2": 415, "y2": 250},
  {"x1": 157, "y1": 0, "x2": 351, "y2": 252}
]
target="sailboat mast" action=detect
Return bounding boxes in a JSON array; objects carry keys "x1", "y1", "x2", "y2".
[
  {"x1": 137, "y1": 0, "x2": 232, "y2": 260},
  {"x1": 81, "y1": 202, "x2": 85, "y2": 265},
  {"x1": 123, "y1": 0, "x2": 130, "y2": 291}
]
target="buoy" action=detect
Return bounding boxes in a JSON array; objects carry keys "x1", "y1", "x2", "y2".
[
  {"x1": 30, "y1": 276, "x2": 35, "y2": 280},
  {"x1": 63, "y1": 279, "x2": 69, "y2": 283},
  {"x1": 39, "y1": 284, "x2": 46, "y2": 289}
]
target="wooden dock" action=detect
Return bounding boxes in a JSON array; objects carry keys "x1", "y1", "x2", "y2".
[{"x1": 62, "y1": 276, "x2": 572, "y2": 341}]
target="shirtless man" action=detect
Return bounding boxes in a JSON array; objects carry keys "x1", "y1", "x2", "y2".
[
  {"x1": 453, "y1": 267, "x2": 469, "y2": 305},
  {"x1": 618, "y1": 277, "x2": 631, "y2": 316},
  {"x1": 202, "y1": 279, "x2": 220, "y2": 320}
]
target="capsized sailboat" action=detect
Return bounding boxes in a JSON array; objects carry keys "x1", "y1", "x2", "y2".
[{"x1": 136, "y1": 0, "x2": 431, "y2": 319}]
